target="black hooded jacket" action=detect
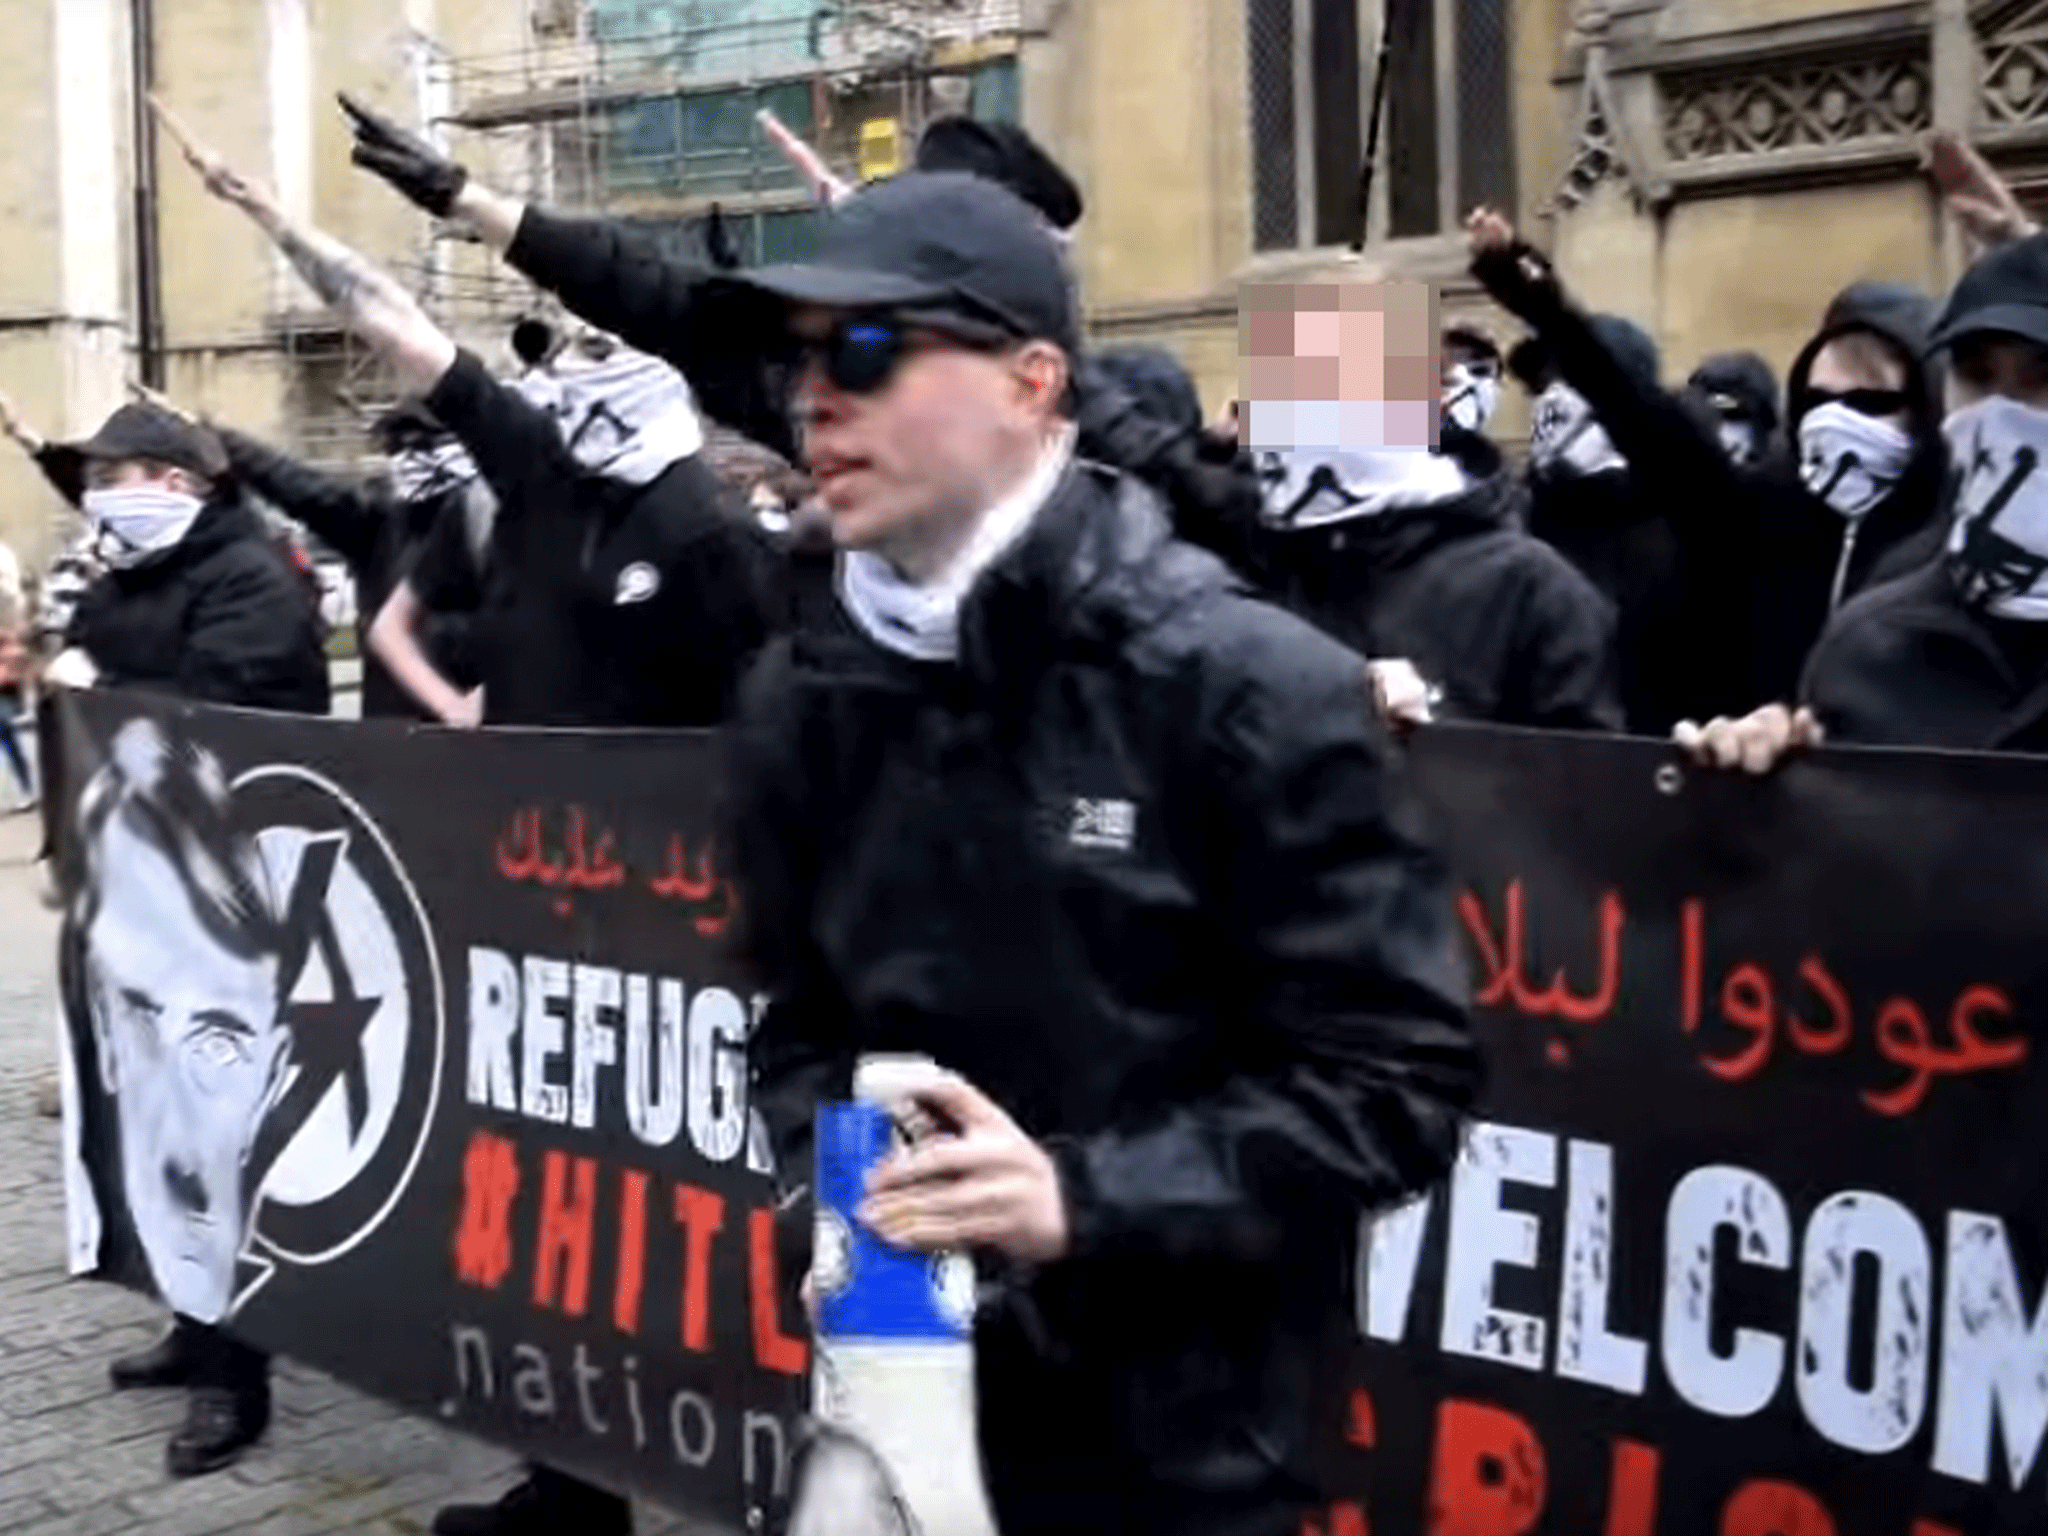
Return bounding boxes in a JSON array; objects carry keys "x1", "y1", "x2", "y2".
[
  {"x1": 1506, "y1": 304, "x2": 1697, "y2": 733},
  {"x1": 69, "y1": 497, "x2": 330, "y2": 714},
  {"x1": 1802, "y1": 561, "x2": 2048, "y2": 750},
  {"x1": 1686, "y1": 350, "x2": 1784, "y2": 471},
  {"x1": 217, "y1": 429, "x2": 474, "y2": 720},
  {"x1": 412, "y1": 351, "x2": 779, "y2": 729},
  {"x1": 734, "y1": 458, "x2": 1477, "y2": 1536},
  {"x1": 1782, "y1": 281, "x2": 1951, "y2": 591},
  {"x1": 1243, "y1": 438, "x2": 1619, "y2": 730},
  {"x1": 1473, "y1": 246, "x2": 1948, "y2": 719}
]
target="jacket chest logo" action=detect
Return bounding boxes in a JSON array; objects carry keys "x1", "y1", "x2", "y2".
[
  {"x1": 1067, "y1": 796, "x2": 1137, "y2": 853},
  {"x1": 614, "y1": 562, "x2": 660, "y2": 605}
]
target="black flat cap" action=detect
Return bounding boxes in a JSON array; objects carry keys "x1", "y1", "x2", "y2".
[
  {"x1": 915, "y1": 116, "x2": 1083, "y2": 231},
  {"x1": 736, "y1": 171, "x2": 1078, "y2": 354}
]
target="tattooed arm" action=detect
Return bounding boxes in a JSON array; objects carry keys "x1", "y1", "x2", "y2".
[{"x1": 151, "y1": 96, "x2": 456, "y2": 397}]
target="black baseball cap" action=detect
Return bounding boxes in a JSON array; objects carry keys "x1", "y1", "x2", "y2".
[
  {"x1": 735, "y1": 171, "x2": 1078, "y2": 355},
  {"x1": 42, "y1": 402, "x2": 230, "y2": 501},
  {"x1": 914, "y1": 116, "x2": 1084, "y2": 232},
  {"x1": 1927, "y1": 231, "x2": 2048, "y2": 353}
]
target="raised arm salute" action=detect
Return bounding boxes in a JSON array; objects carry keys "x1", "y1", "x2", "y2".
[{"x1": 156, "y1": 96, "x2": 457, "y2": 397}]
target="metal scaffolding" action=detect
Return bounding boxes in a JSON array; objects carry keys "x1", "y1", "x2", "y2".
[
  {"x1": 423, "y1": 1, "x2": 1030, "y2": 345},
  {"x1": 270, "y1": 2, "x2": 1031, "y2": 473}
]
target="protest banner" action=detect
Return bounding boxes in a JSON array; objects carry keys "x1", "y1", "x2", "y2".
[
  {"x1": 49, "y1": 689, "x2": 2048, "y2": 1535},
  {"x1": 48, "y1": 689, "x2": 806, "y2": 1535},
  {"x1": 1313, "y1": 727, "x2": 2048, "y2": 1536}
]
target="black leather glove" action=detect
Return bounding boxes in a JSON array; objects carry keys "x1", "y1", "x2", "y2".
[{"x1": 339, "y1": 92, "x2": 468, "y2": 217}]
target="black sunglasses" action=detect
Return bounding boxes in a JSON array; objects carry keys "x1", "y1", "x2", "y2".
[
  {"x1": 1804, "y1": 386, "x2": 1909, "y2": 417},
  {"x1": 791, "y1": 310, "x2": 1022, "y2": 396}
]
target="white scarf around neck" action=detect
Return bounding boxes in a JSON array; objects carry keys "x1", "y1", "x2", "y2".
[
  {"x1": 1255, "y1": 445, "x2": 1469, "y2": 528},
  {"x1": 839, "y1": 427, "x2": 1077, "y2": 662}
]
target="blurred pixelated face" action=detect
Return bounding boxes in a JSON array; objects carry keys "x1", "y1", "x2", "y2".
[{"x1": 1237, "y1": 281, "x2": 1440, "y2": 452}]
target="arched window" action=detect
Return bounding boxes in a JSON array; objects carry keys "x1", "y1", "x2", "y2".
[{"x1": 1248, "y1": 0, "x2": 1517, "y2": 252}]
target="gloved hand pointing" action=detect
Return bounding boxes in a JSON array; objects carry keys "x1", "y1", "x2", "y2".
[{"x1": 339, "y1": 92, "x2": 468, "y2": 216}]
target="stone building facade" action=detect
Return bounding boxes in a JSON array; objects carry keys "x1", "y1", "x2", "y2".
[
  {"x1": 1039, "y1": 0, "x2": 2047, "y2": 441},
  {"x1": 4, "y1": 1, "x2": 2043, "y2": 564}
]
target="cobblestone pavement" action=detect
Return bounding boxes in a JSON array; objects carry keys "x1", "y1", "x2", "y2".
[{"x1": 0, "y1": 811, "x2": 690, "y2": 1534}]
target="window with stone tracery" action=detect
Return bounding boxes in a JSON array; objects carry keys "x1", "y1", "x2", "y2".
[{"x1": 1247, "y1": 0, "x2": 1515, "y2": 253}]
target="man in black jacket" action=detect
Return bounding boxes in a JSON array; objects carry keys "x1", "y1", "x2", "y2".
[
  {"x1": 216, "y1": 402, "x2": 478, "y2": 720},
  {"x1": 723, "y1": 170, "x2": 1477, "y2": 1536},
  {"x1": 1225, "y1": 282, "x2": 1620, "y2": 732},
  {"x1": 1469, "y1": 208, "x2": 1947, "y2": 722},
  {"x1": 154, "y1": 105, "x2": 775, "y2": 743},
  {"x1": 44, "y1": 400, "x2": 327, "y2": 1480},
  {"x1": 54, "y1": 404, "x2": 330, "y2": 717}
]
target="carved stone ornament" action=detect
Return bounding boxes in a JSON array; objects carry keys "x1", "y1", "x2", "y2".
[
  {"x1": 1980, "y1": 1, "x2": 2048, "y2": 127},
  {"x1": 1661, "y1": 53, "x2": 1931, "y2": 162},
  {"x1": 1548, "y1": 2, "x2": 1649, "y2": 214}
]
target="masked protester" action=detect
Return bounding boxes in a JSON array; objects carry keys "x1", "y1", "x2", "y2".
[
  {"x1": 1442, "y1": 322, "x2": 1506, "y2": 439},
  {"x1": 1218, "y1": 311, "x2": 1619, "y2": 730},
  {"x1": 1792, "y1": 234, "x2": 2048, "y2": 747},
  {"x1": 1469, "y1": 210, "x2": 1947, "y2": 723},
  {"x1": 42, "y1": 402, "x2": 328, "y2": 1479},
  {"x1": 721, "y1": 168, "x2": 1477, "y2": 1536},
  {"x1": 1686, "y1": 351, "x2": 1782, "y2": 470},
  {"x1": 208, "y1": 400, "x2": 479, "y2": 721},
  {"x1": 1496, "y1": 303, "x2": 1693, "y2": 734},
  {"x1": 164, "y1": 104, "x2": 781, "y2": 1536},
  {"x1": 50, "y1": 405, "x2": 329, "y2": 717}
]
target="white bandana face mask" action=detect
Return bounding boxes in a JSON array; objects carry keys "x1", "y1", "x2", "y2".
[
  {"x1": 82, "y1": 486, "x2": 205, "y2": 570},
  {"x1": 519, "y1": 347, "x2": 705, "y2": 487},
  {"x1": 1945, "y1": 395, "x2": 2048, "y2": 620},
  {"x1": 1529, "y1": 382, "x2": 1625, "y2": 478},
  {"x1": 1798, "y1": 402, "x2": 1913, "y2": 521},
  {"x1": 389, "y1": 441, "x2": 480, "y2": 504},
  {"x1": 1442, "y1": 364, "x2": 1501, "y2": 436},
  {"x1": 1254, "y1": 446, "x2": 1467, "y2": 528}
]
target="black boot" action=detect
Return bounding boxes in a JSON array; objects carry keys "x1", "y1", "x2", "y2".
[
  {"x1": 109, "y1": 1318, "x2": 203, "y2": 1391},
  {"x1": 431, "y1": 1466, "x2": 633, "y2": 1536},
  {"x1": 166, "y1": 1381, "x2": 270, "y2": 1477}
]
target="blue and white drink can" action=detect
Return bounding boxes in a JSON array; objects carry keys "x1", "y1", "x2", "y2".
[
  {"x1": 813, "y1": 1099, "x2": 976, "y2": 1343},
  {"x1": 790, "y1": 1058, "x2": 997, "y2": 1536}
]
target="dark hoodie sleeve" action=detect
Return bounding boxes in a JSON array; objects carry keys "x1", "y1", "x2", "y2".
[
  {"x1": 1471, "y1": 243, "x2": 1744, "y2": 543},
  {"x1": 504, "y1": 206, "x2": 801, "y2": 463},
  {"x1": 1049, "y1": 613, "x2": 1481, "y2": 1262},
  {"x1": 1509, "y1": 549, "x2": 1626, "y2": 732},
  {"x1": 1073, "y1": 360, "x2": 1272, "y2": 580},
  {"x1": 218, "y1": 429, "x2": 385, "y2": 575}
]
